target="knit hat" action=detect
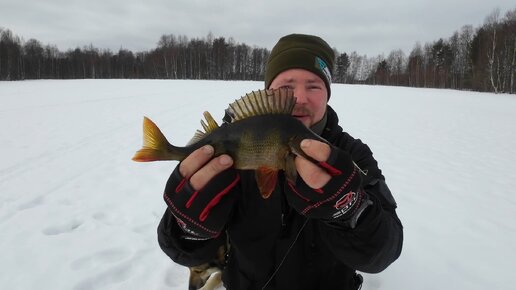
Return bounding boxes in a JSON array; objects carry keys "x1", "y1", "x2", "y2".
[{"x1": 265, "y1": 34, "x2": 335, "y2": 98}]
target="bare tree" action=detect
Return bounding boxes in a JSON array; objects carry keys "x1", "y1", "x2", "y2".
[
  {"x1": 387, "y1": 49, "x2": 406, "y2": 85},
  {"x1": 502, "y1": 8, "x2": 516, "y2": 93},
  {"x1": 23, "y1": 39, "x2": 44, "y2": 79},
  {"x1": 458, "y1": 25, "x2": 474, "y2": 89},
  {"x1": 408, "y1": 42, "x2": 424, "y2": 87},
  {"x1": 334, "y1": 52, "x2": 350, "y2": 83},
  {"x1": 485, "y1": 8, "x2": 501, "y2": 92}
]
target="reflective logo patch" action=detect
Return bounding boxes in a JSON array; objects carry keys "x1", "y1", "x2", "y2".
[
  {"x1": 315, "y1": 56, "x2": 332, "y2": 84},
  {"x1": 332, "y1": 191, "x2": 358, "y2": 219}
]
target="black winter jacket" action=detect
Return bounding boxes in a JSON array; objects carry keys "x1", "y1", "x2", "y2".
[{"x1": 158, "y1": 105, "x2": 403, "y2": 290}]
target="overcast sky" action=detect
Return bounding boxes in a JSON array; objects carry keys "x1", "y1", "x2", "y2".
[{"x1": 1, "y1": 0, "x2": 514, "y2": 56}]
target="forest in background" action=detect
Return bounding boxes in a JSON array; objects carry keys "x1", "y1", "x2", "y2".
[{"x1": 1, "y1": 8, "x2": 515, "y2": 93}]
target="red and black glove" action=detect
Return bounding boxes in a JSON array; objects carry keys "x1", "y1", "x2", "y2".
[
  {"x1": 163, "y1": 166, "x2": 240, "y2": 240},
  {"x1": 284, "y1": 147, "x2": 372, "y2": 228}
]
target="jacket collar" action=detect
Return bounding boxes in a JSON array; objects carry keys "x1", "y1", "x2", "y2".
[{"x1": 321, "y1": 105, "x2": 343, "y2": 142}]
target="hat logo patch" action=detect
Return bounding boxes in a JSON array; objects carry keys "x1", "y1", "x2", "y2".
[{"x1": 315, "y1": 56, "x2": 332, "y2": 84}]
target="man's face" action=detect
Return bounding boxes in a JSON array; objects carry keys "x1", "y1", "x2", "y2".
[{"x1": 269, "y1": 69, "x2": 328, "y2": 127}]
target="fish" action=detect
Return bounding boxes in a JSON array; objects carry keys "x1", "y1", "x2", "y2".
[{"x1": 132, "y1": 88, "x2": 329, "y2": 198}]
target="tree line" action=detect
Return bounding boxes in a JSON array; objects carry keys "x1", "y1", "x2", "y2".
[
  {"x1": 356, "y1": 8, "x2": 515, "y2": 93},
  {"x1": 0, "y1": 31, "x2": 269, "y2": 81},
  {"x1": 1, "y1": 7, "x2": 514, "y2": 93}
]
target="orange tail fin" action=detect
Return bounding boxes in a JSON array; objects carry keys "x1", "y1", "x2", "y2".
[{"x1": 132, "y1": 117, "x2": 181, "y2": 162}]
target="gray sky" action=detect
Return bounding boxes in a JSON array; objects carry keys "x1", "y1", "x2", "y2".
[{"x1": 1, "y1": 0, "x2": 514, "y2": 56}]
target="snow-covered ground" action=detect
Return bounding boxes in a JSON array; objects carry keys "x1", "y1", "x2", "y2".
[{"x1": 0, "y1": 79, "x2": 515, "y2": 290}]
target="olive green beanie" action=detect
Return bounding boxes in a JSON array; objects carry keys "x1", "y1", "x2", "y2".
[{"x1": 265, "y1": 34, "x2": 335, "y2": 98}]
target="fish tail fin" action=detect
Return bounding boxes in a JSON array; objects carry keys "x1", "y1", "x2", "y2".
[{"x1": 132, "y1": 117, "x2": 184, "y2": 162}]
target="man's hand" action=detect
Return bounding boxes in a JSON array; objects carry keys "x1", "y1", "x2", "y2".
[
  {"x1": 285, "y1": 139, "x2": 371, "y2": 228},
  {"x1": 164, "y1": 145, "x2": 240, "y2": 239},
  {"x1": 294, "y1": 139, "x2": 332, "y2": 188},
  {"x1": 179, "y1": 145, "x2": 233, "y2": 190}
]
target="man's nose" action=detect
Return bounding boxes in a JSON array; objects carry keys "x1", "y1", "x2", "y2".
[{"x1": 294, "y1": 88, "x2": 307, "y2": 103}]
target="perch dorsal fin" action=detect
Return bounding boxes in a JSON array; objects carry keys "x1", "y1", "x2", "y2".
[
  {"x1": 225, "y1": 88, "x2": 296, "y2": 123},
  {"x1": 187, "y1": 111, "x2": 219, "y2": 145}
]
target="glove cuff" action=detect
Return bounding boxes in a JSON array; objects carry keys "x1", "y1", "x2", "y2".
[{"x1": 326, "y1": 189, "x2": 373, "y2": 228}]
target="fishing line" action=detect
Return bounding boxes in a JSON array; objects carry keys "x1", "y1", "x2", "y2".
[{"x1": 261, "y1": 218, "x2": 309, "y2": 290}]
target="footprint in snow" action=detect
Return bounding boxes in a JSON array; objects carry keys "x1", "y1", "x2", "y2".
[
  {"x1": 42, "y1": 219, "x2": 83, "y2": 235},
  {"x1": 17, "y1": 195, "x2": 45, "y2": 210}
]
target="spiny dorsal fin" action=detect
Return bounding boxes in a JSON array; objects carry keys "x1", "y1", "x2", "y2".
[
  {"x1": 201, "y1": 111, "x2": 219, "y2": 133},
  {"x1": 226, "y1": 88, "x2": 296, "y2": 122},
  {"x1": 187, "y1": 111, "x2": 219, "y2": 146},
  {"x1": 186, "y1": 130, "x2": 206, "y2": 146}
]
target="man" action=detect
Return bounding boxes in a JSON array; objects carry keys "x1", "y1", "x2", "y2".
[{"x1": 158, "y1": 34, "x2": 403, "y2": 290}]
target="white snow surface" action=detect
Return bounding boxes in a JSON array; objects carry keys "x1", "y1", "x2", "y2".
[{"x1": 1, "y1": 79, "x2": 515, "y2": 290}]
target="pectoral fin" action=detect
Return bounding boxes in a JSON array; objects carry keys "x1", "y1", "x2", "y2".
[{"x1": 255, "y1": 167, "x2": 279, "y2": 199}]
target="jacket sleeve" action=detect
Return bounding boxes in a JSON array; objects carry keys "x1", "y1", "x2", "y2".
[
  {"x1": 319, "y1": 137, "x2": 403, "y2": 273},
  {"x1": 320, "y1": 178, "x2": 403, "y2": 273},
  {"x1": 157, "y1": 209, "x2": 226, "y2": 267}
]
